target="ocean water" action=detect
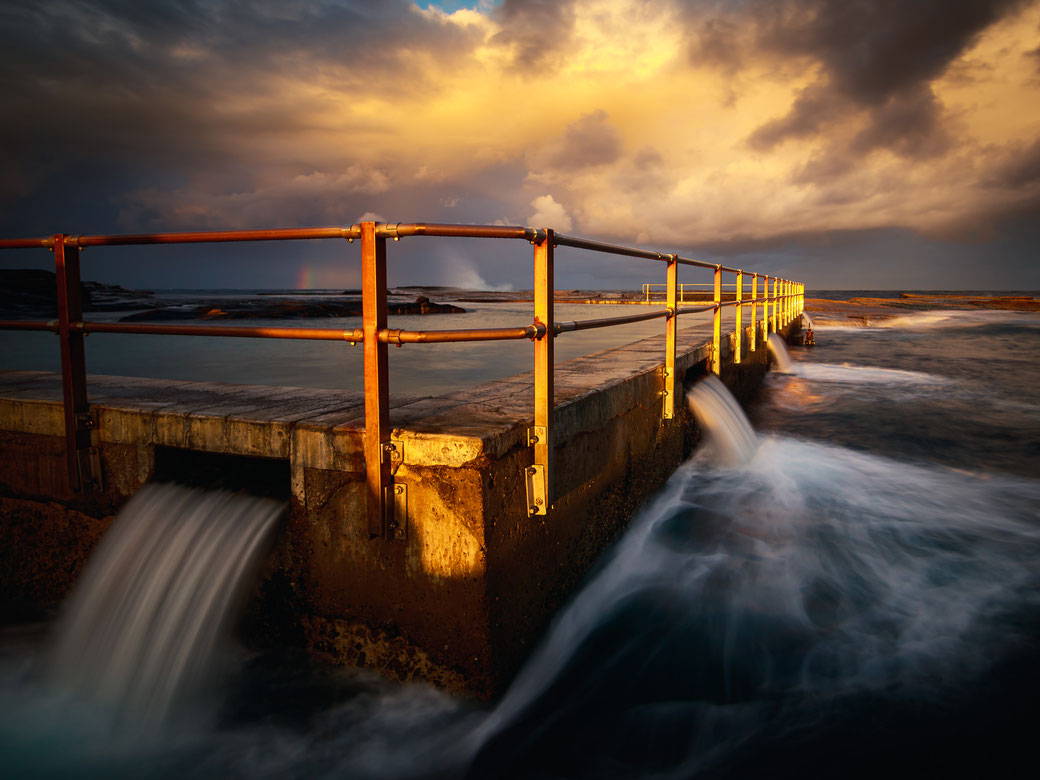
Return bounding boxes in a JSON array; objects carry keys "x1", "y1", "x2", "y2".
[
  {"x1": 1, "y1": 305, "x2": 1039, "y2": 778},
  {"x1": 0, "y1": 299, "x2": 715, "y2": 395}
]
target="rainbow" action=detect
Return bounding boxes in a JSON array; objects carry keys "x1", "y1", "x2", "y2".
[{"x1": 296, "y1": 265, "x2": 316, "y2": 290}]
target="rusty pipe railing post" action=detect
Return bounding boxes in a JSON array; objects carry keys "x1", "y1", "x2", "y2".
[
  {"x1": 771, "y1": 276, "x2": 778, "y2": 334},
  {"x1": 761, "y1": 275, "x2": 769, "y2": 344},
  {"x1": 734, "y1": 270, "x2": 743, "y2": 365},
  {"x1": 711, "y1": 265, "x2": 722, "y2": 375},
  {"x1": 361, "y1": 221, "x2": 391, "y2": 537},
  {"x1": 750, "y1": 272, "x2": 758, "y2": 353},
  {"x1": 54, "y1": 235, "x2": 97, "y2": 492},
  {"x1": 528, "y1": 228, "x2": 554, "y2": 516},
  {"x1": 663, "y1": 254, "x2": 677, "y2": 418}
]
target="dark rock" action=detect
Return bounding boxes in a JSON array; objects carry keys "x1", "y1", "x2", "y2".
[
  {"x1": 0, "y1": 269, "x2": 157, "y2": 318},
  {"x1": 118, "y1": 296, "x2": 465, "y2": 322}
]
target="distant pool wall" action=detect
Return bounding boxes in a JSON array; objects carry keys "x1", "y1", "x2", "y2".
[{"x1": 0, "y1": 318, "x2": 797, "y2": 697}]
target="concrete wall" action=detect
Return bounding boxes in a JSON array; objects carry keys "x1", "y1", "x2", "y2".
[{"x1": 0, "y1": 319, "x2": 797, "y2": 696}]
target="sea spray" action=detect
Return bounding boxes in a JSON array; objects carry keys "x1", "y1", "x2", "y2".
[{"x1": 48, "y1": 483, "x2": 284, "y2": 731}]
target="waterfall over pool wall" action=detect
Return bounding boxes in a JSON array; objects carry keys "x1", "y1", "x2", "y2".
[
  {"x1": 686, "y1": 375, "x2": 759, "y2": 467},
  {"x1": 767, "y1": 336, "x2": 794, "y2": 372},
  {"x1": 48, "y1": 483, "x2": 284, "y2": 730}
]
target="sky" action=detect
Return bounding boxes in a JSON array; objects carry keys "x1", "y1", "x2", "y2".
[{"x1": 1, "y1": 0, "x2": 1039, "y2": 291}]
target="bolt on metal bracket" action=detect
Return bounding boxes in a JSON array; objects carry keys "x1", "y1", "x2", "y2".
[
  {"x1": 75, "y1": 409, "x2": 98, "y2": 431},
  {"x1": 385, "y1": 482, "x2": 408, "y2": 541},
  {"x1": 525, "y1": 464, "x2": 548, "y2": 516},
  {"x1": 527, "y1": 425, "x2": 547, "y2": 447}
]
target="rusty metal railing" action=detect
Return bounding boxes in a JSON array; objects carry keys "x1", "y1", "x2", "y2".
[{"x1": 0, "y1": 223, "x2": 803, "y2": 532}]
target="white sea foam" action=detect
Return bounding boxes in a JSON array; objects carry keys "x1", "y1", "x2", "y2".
[
  {"x1": 881, "y1": 308, "x2": 1036, "y2": 329},
  {"x1": 790, "y1": 362, "x2": 951, "y2": 386}
]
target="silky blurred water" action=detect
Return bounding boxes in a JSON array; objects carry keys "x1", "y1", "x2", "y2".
[{"x1": 1, "y1": 306, "x2": 1039, "y2": 778}]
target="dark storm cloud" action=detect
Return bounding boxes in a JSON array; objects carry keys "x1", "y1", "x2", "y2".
[
  {"x1": 490, "y1": 0, "x2": 578, "y2": 73},
  {"x1": 985, "y1": 138, "x2": 1040, "y2": 189},
  {"x1": 533, "y1": 110, "x2": 623, "y2": 171},
  {"x1": 0, "y1": 0, "x2": 480, "y2": 228},
  {"x1": 686, "y1": 0, "x2": 1026, "y2": 158},
  {"x1": 845, "y1": 85, "x2": 951, "y2": 158}
]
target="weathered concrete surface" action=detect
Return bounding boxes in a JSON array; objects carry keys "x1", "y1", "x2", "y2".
[{"x1": 0, "y1": 317, "x2": 798, "y2": 696}]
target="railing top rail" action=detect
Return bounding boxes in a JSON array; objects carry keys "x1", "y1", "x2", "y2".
[
  {"x1": 0, "y1": 237, "x2": 53, "y2": 250},
  {"x1": 72, "y1": 226, "x2": 362, "y2": 247},
  {"x1": 553, "y1": 232, "x2": 744, "y2": 274},
  {"x1": 0, "y1": 223, "x2": 552, "y2": 249},
  {"x1": 676, "y1": 255, "x2": 741, "y2": 273},
  {"x1": 553, "y1": 233, "x2": 672, "y2": 262},
  {"x1": 378, "y1": 223, "x2": 546, "y2": 242},
  {"x1": 0, "y1": 224, "x2": 771, "y2": 283},
  {"x1": 0, "y1": 228, "x2": 363, "y2": 248}
]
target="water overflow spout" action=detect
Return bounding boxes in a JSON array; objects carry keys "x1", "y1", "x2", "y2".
[
  {"x1": 686, "y1": 375, "x2": 759, "y2": 467},
  {"x1": 767, "y1": 337, "x2": 794, "y2": 372},
  {"x1": 48, "y1": 483, "x2": 285, "y2": 730}
]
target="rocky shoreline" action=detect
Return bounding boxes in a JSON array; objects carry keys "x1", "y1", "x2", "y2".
[
  {"x1": 118, "y1": 295, "x2": 464, "y2": 321},
  {"x1": 806, "y1": 293, "x2": 1040, "y2": 326},
  {"x1": 0, "y1": 269, "x2": 159, "y2": 318},
  {"x1": 0, "y1": 270, "x2": 466, "y2": 320}
]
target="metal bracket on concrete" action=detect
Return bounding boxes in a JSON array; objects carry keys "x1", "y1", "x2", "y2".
[
  {"x1": 527, "y1": 425, "x2": 547, "y2": 447},
  {"x1": 77, "y1": 446, "x2": 102, "y2": 492},
  {"x1": 660, "y1": 367, "x2": 674, "y2": 419},
  {"x1": 72, "y1": 408, "x2": 102, "y2": 491},
  {"x1": 387, "y1": 483, "x2": 408, "y2": 541},
  {"x1": 382, "y1": 440, "x2": 403, "y2": 462},
  {"x1": 525, "y1": 464, "x2": 548, "y2": 516}
]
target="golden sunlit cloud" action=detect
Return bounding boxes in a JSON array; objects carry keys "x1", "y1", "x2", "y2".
[
  {"x1": 2, "y1": 0, "x2": 1039, "y2": 282},
  {"x1": 105, "y1": 0, "x2": 1040, "y2": 251}
]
